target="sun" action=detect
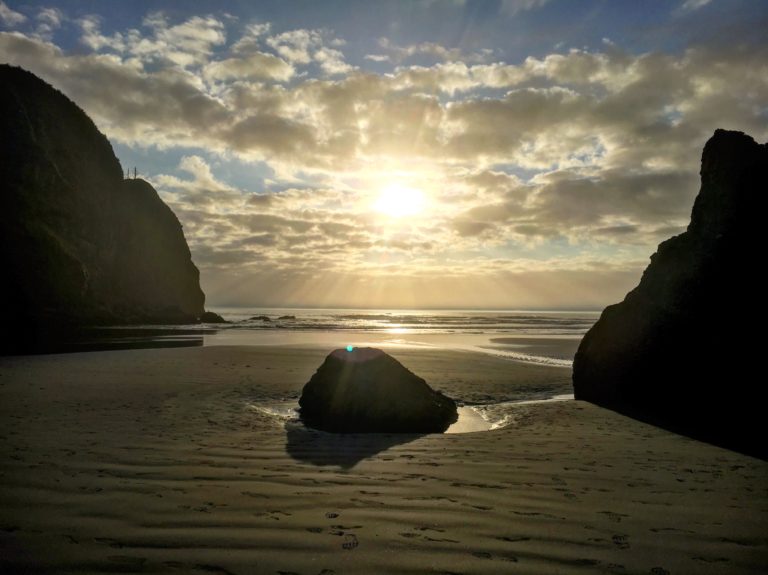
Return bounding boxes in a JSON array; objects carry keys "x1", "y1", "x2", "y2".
[{"x1": 374, "y1": 183, "x2": 427, "y2": 218}]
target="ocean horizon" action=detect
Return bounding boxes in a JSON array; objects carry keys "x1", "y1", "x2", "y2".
[{"x1": 81, "y1": 307, "x2": 600, "y2": 367}]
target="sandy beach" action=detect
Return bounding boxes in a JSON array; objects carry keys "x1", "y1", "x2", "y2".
[{"x1": 1, "y1": 345, "x2": 766, "y2": 574}]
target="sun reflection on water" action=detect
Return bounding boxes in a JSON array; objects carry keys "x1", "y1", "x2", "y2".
[{"x1": 384, "y1": 326, "x2": 410, "y2": 335}]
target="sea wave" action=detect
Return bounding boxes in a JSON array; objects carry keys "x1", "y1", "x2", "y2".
[{"x1": 210, "y1": 308, "x2": 598, "y2": 337}]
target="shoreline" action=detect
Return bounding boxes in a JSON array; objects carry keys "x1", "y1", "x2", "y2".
[
  {"x1": 1, "y1": 345, "x2": 766, "y2": 573},
  {"x1": 3, "y1": 324, "x2": 582, "y2": 369}
]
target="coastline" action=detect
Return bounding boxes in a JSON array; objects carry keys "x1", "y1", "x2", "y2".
[{"x1": 1, "y1": 345, "x2": 766, "y2": 573}]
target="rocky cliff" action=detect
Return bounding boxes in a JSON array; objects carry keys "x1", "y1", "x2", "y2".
[
  {"x1": 573, "y1": 129, "x2": 766, "y2": 459},
  {"x1": 1, "y1": 65, "x2": 204, "y2": 346}
]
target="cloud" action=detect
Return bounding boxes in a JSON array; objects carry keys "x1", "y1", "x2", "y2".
[
  {"x1": 313, "y1": 46, "x2": 354, "y2": 75},
  {"x1": 499, "y1": 0, "x2": 552, "y2": 16},
  {"x1": 679, "y1": 0, "x2": 712, "y2": 12},
  {"x1": 1, "y1": 8, "x2": 766, "y2": 307},
  {"x1": 231, "y1": 22, "x2": 272, "y2": 53},
  {"x1": 203, "y1": 52, "x2": 294, "y2": 82},
  {"x1": 78, "y1": 12, "x2": 226, "y2": 68},
  {"x1": 372, "y1": 37, "x2": 494, "y2": 65},
  {"x1": 142, "y1": 12, "x2": 226, "y2": 65},
  {"x1": 0, "y1": 1, "x2": 25, "y2": 26},
  {"x1": 34, "y1": 7, "x2": 63, "y2": 39},
  {"x1": 264, "y1": 27, "x2": 353, "y2": 75},
  {"x1": 3, "y1": 26, "x2": 765, "y2": 174}
]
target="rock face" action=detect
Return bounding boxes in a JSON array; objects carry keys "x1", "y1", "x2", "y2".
[
  {"x1": 299, "y1": 347, "x2": 458, "y2": 433},
  {"x1": 0, "y1": 65, "x2": 204, "y2": 345},
  {"x1": 573, "y1": 129, "x2": 766, "y2": 458},
  {"x1": 200, "y1": 311, "x2": 228, "y2": 323}
]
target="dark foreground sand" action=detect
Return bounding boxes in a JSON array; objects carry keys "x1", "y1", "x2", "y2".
[{"x1": 1, "y1": 346, "x2": 766, "y2": 574}]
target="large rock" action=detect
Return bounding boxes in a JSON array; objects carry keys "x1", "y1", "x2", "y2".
[
  {"x1": 299, "y1": 347, "x2": 458, "y2": 433},
  {"x1": 0, "y1": 65, "x2": 205, "y2": 349},
  {"x1": 200, "y1": 311, "x2": 228, "y2": 323},
  {"x1": 573, "y1": 130, "x2": 766, "y2": 458}
]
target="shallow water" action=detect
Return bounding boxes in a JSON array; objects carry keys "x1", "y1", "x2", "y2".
[
  {"x1": 202, "y1": 329, "x2": 580, "y2": 367},
  {"x1": 248, "y1": 393, "x2": 575, "y2": 435},
  {"x1": 17, "y1": 308, "x2": 594, "y2": 365}
]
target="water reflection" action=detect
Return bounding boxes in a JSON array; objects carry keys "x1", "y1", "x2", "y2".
[{"x1": 4, "y1": 327, "x2": 207, "y2": 355}]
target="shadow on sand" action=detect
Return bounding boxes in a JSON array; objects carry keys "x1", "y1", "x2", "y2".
[{"x1": 284, "y1": 421, "x2": 424, "y2": 469}]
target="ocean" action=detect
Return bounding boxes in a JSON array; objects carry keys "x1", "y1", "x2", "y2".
[
  {"x1": 207, "y1": 308, "x2": 597, "y2": 433},
  {"x1": 200, "y1": 308, "x2": 599, "y2": 367},
  {"x1": 46, "y1": 308, "x2": 599, "y2": 366}
]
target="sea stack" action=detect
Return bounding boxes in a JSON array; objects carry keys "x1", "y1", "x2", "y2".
[
  {"x1": 299, "y1": 347, "x2": 458, "y2": 433},
  {"x1": 573, "y1": 130, "x2": 766, "y2": 459},
  {"x1": 0, "y1": 65, "x2": 205, "y2": 348}
]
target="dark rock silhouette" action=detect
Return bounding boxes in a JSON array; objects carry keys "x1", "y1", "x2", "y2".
[
  {"x1": 299, "y1": 347, "x2": 458, "y2": 433},
  {"x1": 1, "y1": 65, "x2": 204, "y2": 349},
  {"x1": 250, "y1": 315, "x2": 272, "y2": 321},
  {"x1": 199, "y1": 311, "x2": 228, "y2": 323},
  {"x1": 573, "y1": 129, "x2": 767, "y2": 459}
]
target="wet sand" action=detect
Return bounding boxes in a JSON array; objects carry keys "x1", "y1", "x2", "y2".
[{"x1": 1, "y1": 345, "x2": 766, "y2": 574}]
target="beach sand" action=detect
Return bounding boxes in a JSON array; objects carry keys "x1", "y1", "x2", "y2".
[{"x1": 1, "y1": 345, "x2": 766, "y2": 574}]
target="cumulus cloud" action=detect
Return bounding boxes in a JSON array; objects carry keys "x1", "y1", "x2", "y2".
[
  {"x1": 369, "y1": 37, "x2": 493, "y2": 65},
  {"x1": 231, "y1": 22, "x2": 271, "y2": 53},
  {"x1": 0, "y1": 1, "x2": 25, "y2": 26},
  {"x1": 77, "y1": 12, "x2": 227, "y2": 69},
  {"x1": 203, "y1": 51, "x2": 294, "y2": 82},
  {"x1": 1, "y1": 8, "x2": 766, "y2": 307},
  {"x1": 34, "y1": 7, "x2": 62, "y2": 40},
  {"x1": 264, "y1": 27, "x2": 353, "y2": 75}
]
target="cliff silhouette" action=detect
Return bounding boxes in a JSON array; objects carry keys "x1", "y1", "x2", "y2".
[
  {"x1": 573, "y1": 129, "x2": 767, "y2": 459},
  {"x1": 1, "y1": 65, "x2": 205, "y2": 349}
]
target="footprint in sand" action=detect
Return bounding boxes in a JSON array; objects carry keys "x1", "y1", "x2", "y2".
[
  {"x1": 415, "y1": 526, "x2": 445, "y2": 533},
  {"x1": 599, "y1": 511, "x2": 629, "y2": 523},
  {"x1": 719, "y1": 536, "x2": 759, "y2": 546},
  {"x1": 612, "y1": 534, "x2": 630, "y2": 549},
  {"x1": 650, "y1": 527, "x2": 694, "y2": 534},
  {"x1": 342, "y1": 534, "x2": 359, "y2": 550},
  {"x1": 496, "y1": 536, "x2": 530, "y2": 543},
  {"x1": 693, "y1": 556, "x2": 729, "y2": 563},
  {"x1": 325, "y1": 512, "x2": 339, "y2": 519},
  {"x1": 94, "y1": 537, "x2": 124, "y2": 549}
]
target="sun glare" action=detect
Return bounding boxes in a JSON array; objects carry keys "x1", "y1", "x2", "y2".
[{"x1": 374, "y1": 183, "x2": 426, "y2": 218}]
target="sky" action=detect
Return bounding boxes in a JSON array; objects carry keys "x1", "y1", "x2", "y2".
[{"x1": 1, "y1": 0, "x2": 767, "y2": 309}]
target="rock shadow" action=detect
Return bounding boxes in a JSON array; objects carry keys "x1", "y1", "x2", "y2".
[{"x1": 284, "y1": 421, "x2": 424, "y2": 469}]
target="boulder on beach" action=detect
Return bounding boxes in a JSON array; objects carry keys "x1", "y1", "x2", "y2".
[
  {"x1": 199, "y1": 311, "x2": 227, "y2": 323},
  {"x1": 299, "y1": 347, "x2": 458, "y2": 433},
  {"x1": 573, "y1": 129, "x2": 766, "y2": 459}
]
